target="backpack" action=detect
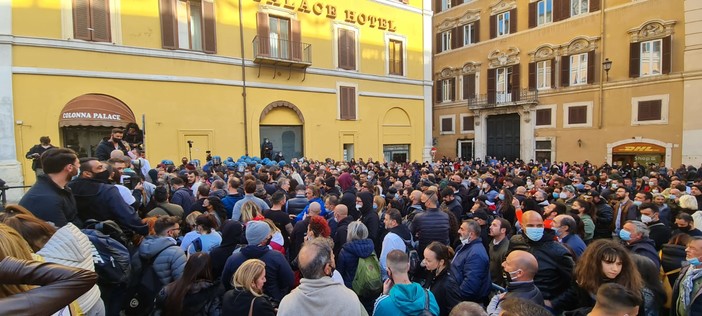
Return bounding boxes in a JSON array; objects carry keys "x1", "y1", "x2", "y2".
[
  {"x1": 123, "y1": 246, "x2": 173, "y2": 316},
  {"x1": 659, "y1": 250, "x2": 680, "y2": 309},
  {"x1": 351, "y1": 253, "x2": 382, "y2": 297},
  {"x1": 81, "y1": 229, "x2": 131, "y2": 286},
  {"x1": 403, "y1": 238, "x2": 420, "y2": 276}
]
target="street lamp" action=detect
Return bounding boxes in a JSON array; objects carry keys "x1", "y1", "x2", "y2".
[{"x1": 603, "y1": 58, "x2": 613, "y2": 81}]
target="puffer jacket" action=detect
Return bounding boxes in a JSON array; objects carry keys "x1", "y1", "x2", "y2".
[
  {"x1": 628, "y1": 238, "x2": 660, "y2": 269},
  {"x1": 450, "y1": 238, "x2": 491, "y2": 302},
  {"x1": 138, "y1": 236, "x2": 187, "y2": 285},
  {"x1": 286, "y1": 194, "x2": 308, "y2": 216},
  {"x1": 661, "y1": 243, "x2": 686, "y2": 287},
  {"x1": 36, "y1": 223, "x2": 101, "y2": 314},
  {"x1": 337, "y1": 238, "x2": 376, "y2": 289},
  {"x1": 411, "y1": 207, "x2": 450, "y2": 257},
  {"x1": 0, "y1": 257, "x2": 97, "y2": 316},
  {"x1": 220, "y1": 244, "x2": 294, "y2": 301}
]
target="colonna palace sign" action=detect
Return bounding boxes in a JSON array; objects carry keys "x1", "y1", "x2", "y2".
[{"x1": 253, "y1": 0, "x2": 399, "y2": 32}]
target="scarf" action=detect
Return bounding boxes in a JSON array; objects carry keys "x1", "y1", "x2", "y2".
[{"x1": 682, "y1": 266, "x2": 702, "y2": 308}]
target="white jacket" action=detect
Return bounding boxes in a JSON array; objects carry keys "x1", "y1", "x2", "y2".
[{"x1": 37, "y1": 223, "x2": 101, "y2": 314}]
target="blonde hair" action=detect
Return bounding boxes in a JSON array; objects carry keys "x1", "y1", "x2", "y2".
[
  {"x1": 185, "y1": 211, "x2": 202, "y2": 227},
  {"x1": 241, "y1": 201, "x2": 261, "y2": 223},
  {"x1": 679, "y1": 195, "x2": 699, "y2": 210},
  {"x1": 374, "y1": 195, "x2": 386, "y2": 218},
  {"x1": 262, "y1": 219, "x2": 280, "y2": 234},
  {"x1": 0, "y1": 224, "x2": 36, "y2": 298},
  {"x1": 233, "y1": 259, "x2": 266, "y2": 296}
]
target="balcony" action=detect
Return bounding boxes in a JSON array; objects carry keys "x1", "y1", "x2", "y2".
[
  {"x1": 253, "y1": 36, "x2": 312, "y2": 71},
  {"x1": 467, "y1": 89, "x2": 539, "y2": 109}
]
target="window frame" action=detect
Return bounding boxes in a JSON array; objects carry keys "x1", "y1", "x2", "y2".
[
  {"x1": 441, "y1": 30, "x2": 452, "y2": 52},
  {"x1": 536, "y1": 60, "x2": 552, "y2": 90},
  {"x1": 497, "y1": 11, "x2": 510, "y2": 37},
  {"x1": 463, "y1": 23, "x2": 475, "y2": 46},
  {"x1": 460, "y1": 114, "x2": 475, "y2": 133},
  {"x1": 386, "y1": 34, "x2": 407, "y2": 77},
  {"x1": 569, "y1": 53, "x2": 588, "y2": 86},
  {"x1": 176, "y1": 0, "x2": 205, "y2": 51},
  {"x1": 563, "y1": 101, "x2": 593, "y2": 128},
  {"x1": 537, "y1": 0, "x2": 553, "y2": 26},
  {"x1": 441, "y1": 0, "x2": 452, "y2": 11},
  {"x1": 534, "y1": 104, "x2": 557, "y2": 129},
  {"x1": 441, "y1": 79, "x2": 453, "y2": 103},
  {"x1": 334, "y1": 23, "x2": 360, "y2": 71},
  {"x1": 63, "y1": 0, "x2": 122, "y2": 44},
  {"x1": 570, "y1": 0, "x2": 589, "y2": 17},
  {"x1": 534, "y1": 137, "x2": 556, "y2": 163},
  {"x1": 439, "y1": 115, "x2": 456, "y2": 135},
  {"x1": 496, "y1": 67, "x2": 513, "y2": 103},
  {"x1": 337, "y1": 82, "x2": 359, "y2": 120},
  {"x1": 631, "y1": 94, "x2": 669, "y2": 126},
  {"x1": 640, "y1": 39, "x2": 663, "y2": 77}
]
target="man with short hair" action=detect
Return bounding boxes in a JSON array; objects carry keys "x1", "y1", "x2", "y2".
[
  {"x1": 441, "y1": 187, "x2": 463, "y2": 222},
  {"x1": 19, "y1": 148, "x2": 81, "y2": 227},
  {"x1": 264, "y1": 191, "x2": 293, "y2": 245},
  {"x1": 332, "y1": 204, "x2": 353, "y2": 256},
  {"x1": 373, "y1": 250, "x2": 439, "y2": 316},
  {"x1": 95, "y1": 128, "x2": 130, "y2": 161},
  {"x1": 221, "y1": 221, "x2": 294, "y2": 301},
  {"x1": 169, "y1": 177, "x2": 195, "y2": 216},
  {"x1": 286, "y1": 184, "x2": 309, "y2": 216},
  {"x1": 620, "y1": 220, "x2": 660, "y2": 268},
  {"x1": 405, "y1": 190, "x2": 424, "y2": 219},
  {"x1": 290, "y1": 202, "x2": 322, "y2": 261},
  {"x1": 639, "y1": 203, "x2": 671, "y2": 250},
  {"x1": 487, "y1": 250, "x2": 544, "y2": 315},
  {"x1": 186, "y1": 170, "x2": 202, "y2": 197},
  {"x1": 278, "y1": 238, "x2": 367, "y2": 316},
  {"x1": 412, "y1": 189, "x2": 450, "y2": 258},
  {"x1": 488, "y1": 218, "x2": 511, "y2": 287},
  {"x1": 25, "y1": 136, "x2": 55, "y2": 176},
  {"x1": 147, "y1": 186, "x2": 184, "y2": 218},
  {"x1": 379, "y1": 208, "x2": 412, "y2": 281},
  {"x1": 451, "y1": 220, "x2": 491, "y2": 303},
  {"x1": 674, "y1": 213, "x2": 702, "y2": 237},
  {"x1": 611, "y1": 186, "x2": 640, "y2": 238},
  {"x1": 137, "y1": 215, "x2": 186, "y2": 285},
  {"x1": 671, "y1": 236, "x2": 702, "y2": 315},
  {"x1": 586, "y1": 283, "x2": 642, "y2": 316},
  {"x1": 232, "y1": 179, "x2": 269, "y2": 221},
  {"x1": 588, "y1": 190, "x2": 614, "y2": 239},
  {"x1": 222, "y1": 177, "x2": 243, "y2": 218},
  {"x1": 552, "y1": 215, "x2": 586, "y2": 258}
]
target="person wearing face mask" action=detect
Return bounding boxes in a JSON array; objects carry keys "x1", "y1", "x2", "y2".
[
  {"x1": 68, "y1": 157, "x2": 148, "y2": 236},
  {"x1": 422, "y1": 242, "x2": 461, "y2": 316},
  {"x1": 620, "y1": 221, "x2": 660, "y2": 269},
  {"x1": 560, "y1": 185, "x2": 578, "y2": 211},
  {"x1": 480, "y1": 178, "x2": 499, "y2": 203},
  {"x1": 412, "y1": 190, "x2": 450, "y2": 259},
  {"x1": 639, "y1": 203, "x2": 671, "y2": 251},
  {"x1": 552, "y1": 215, "x2": 586, "y2": 258},
  {"x1": 450, "y1": 220, "x2": 491, "y2": 304},
  {"x1": 487, "y1": 250, "x2": 544, "y2": 315},
  {"x1": 356, "y1": 192, "x2": 381, "y2": 255},
  {"x1": 670, "y1": 236, "x2": 702, "y2": 316},
  {"x1": 610, "y1": 186, "x2": 641, "y2": 240},
  {"x1": 19, "y1": 148, "x2": 82, "y2": 228},
  {"x1": 673, "y1": 213, "x2": 702, "y2": 237},
  {"x1": 509, "y1": 211, "x2": 574, "y2": 312}
]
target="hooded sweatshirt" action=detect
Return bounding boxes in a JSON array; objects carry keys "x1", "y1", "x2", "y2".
[
  {"x1": 373, "y1": 282, "x2": 440, "y2": 316},
  {"x1": 278, "y1": 277, "x2": 367, "y2": 316},
  {"x1": 337, "y1": 239, "x2": 376, "y2": 288},
  {"x1": 358, "y1": 191, "x2": 380, "y2": 253}
]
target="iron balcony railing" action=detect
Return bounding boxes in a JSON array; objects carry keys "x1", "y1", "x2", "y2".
[
  {"x1": 467, "y1": 89, "x2": 539, "y2": 109},
  {"x1": 253, "y1": 36, "x2": 312, "y2": 67}
]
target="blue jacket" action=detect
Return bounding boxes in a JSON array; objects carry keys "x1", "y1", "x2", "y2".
[
  {"x1": 220, "y1": 244, "x2": 294, "y2": 302},
  {"x1": 294, "y1": 197, "x2": 328, "y2": 223},
  {"x1": 337, "y1": 239, "x2": 375, "y2": 289},
  {"x1": 450, "y1": 238, "x2": 491, "y2": 302},
  {"x1": 562, "y1": 233, "x2": 586, "y2": 258},
  {"x1": 222, "y1": 193, "x2": 244, "y2": 219},
  {"x1": 373, "y1": 283, "x2": 439, "y2": 316},
  {"x1": 171, "y1": 187, "x2": 196, "y2": 216},
  {"x1": 68, "y1": 178, "x2": 147, "y2": 235}
]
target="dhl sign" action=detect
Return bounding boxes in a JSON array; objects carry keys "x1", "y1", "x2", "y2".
[{"x1": 613, "y1": 142, "x2": 665, "y2": 154}]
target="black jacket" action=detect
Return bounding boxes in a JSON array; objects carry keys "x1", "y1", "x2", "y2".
[
  {"x1": 647, "y1": 221, "x2": 671, "y2": 251},
  {"x1": 358, "y1": 192, "x2": 381, "y2": 254},
  {"x1": 627, "y1": 238, "x2": 660, "y2": 269},
  {"x1": 333, "y1": 216, "x2": 354, "y2": 257},
  {"x1": 341, "y1": 188, "x2": 359, "y2": 220},
  {"x1": 412, "y1": 207, "x2": 450, "y2": 258},
  {"x1": 593, "y1": 201, "x2": 614, "y2": 239},
  {"x1": 444, "y1": 199, "x2": 463, "y2": 223},
  {"x1": 503, "y1": 281, "x2": 544, "y2": 306},
  {"x1": 209, "y1": 220, "x2": 244, "y2": 280},
  {"x1": 671, "y1": 264, "x2": 702, "y2": 316},
  {"x1": 95, "y1": 138, "x2": 129, "y2": 161},
  {"x1": 509, "y1": 230, "x2": 575, "y2": 301},
  {"x1": 424, "y1": 268, "x2": 462, "y2": 316},
  {"x1": 152, "y1": 280, "x2": 223, "y2": 316},
  {"x1": 222, "y1": 288, "x2": 276, "y2": 316},
  {"x1": 289, "y1": 217, "x2": 310, "y2": 261},
  {"x1": 661, "y1": 243, "x2": 686, "y2": 287},
  {"x1": 68, "y1": 178, "x2": 148, "y2": 235},
  {"x1": 286, "y1": 195, "x2": 308, "y2": 216},
  {"x1": 19, "y1": 175, "x2": 81, "y2": 227},
  {"x1": 25, "y1": 144, "x2": 55, "y2": 170}
]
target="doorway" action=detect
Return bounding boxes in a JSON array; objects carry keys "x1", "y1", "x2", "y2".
[
  {"x1": 457, "y1": 140, "x2": 474, "y2": 160},
  {"x1": 343, "y1": 144, "x2": 355, "y2": 161},
  {"x1": 383, "y1": 144, "x2": 410, "y2": 163},
  {"x1": 260, "y1": 125, "x2": 303, "y2": 160},
  {"x1": 486, "y1": 113, "x2": 520, "y2": 161}
]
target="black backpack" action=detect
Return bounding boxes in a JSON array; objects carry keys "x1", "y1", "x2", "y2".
[
  {"x1": 81, "y1": 229, "x2": 131, "y2": 286},
  {"x1": 403, "y1": 237, "x2": 420, "y2": 276},
  {"x1": 123, "y1": 246, "x2": 173, "y2": 316}
]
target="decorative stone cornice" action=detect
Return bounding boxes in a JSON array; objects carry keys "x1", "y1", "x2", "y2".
[
  {"x1": 628, "y1": 19, "x2": 676, "y2": 43},
  {"x1": 436, "y1": 18, "x2": 456, "y2": 32},
  {"x1": 490, "y1": 0, "x2": 516, "y2": 15},
  {"x1": 529, "y1": 44, "x2": 559, "y2": 62},
  {"x1": 436, "y1": 9, "x2": 481, "y2": 32},
  {"x1": 461, "y1": 62, "x2": 481, "y2": 74},
  {"x1": 487, "y1": 47, "x2": 520, "y2": 69},
  {"x1": 436, "y1": 67, "x2": 458, "y2": 79},
  {"x1": 560, "y1": 36, "x2": 600, "y2": 56}
]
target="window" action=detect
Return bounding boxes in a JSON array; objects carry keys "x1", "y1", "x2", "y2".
[
  {"x1": 441, "y1": 31, "x2": 452, "y2": 52},
  {"x1": 462, "y1": 74, "x2": 476, "y2": 100},
  {"x1": 640, "y1": 39, "x2": 662, "y2": 77},
  {"x1": 441, "y1": 0, "x2": 451, "y2": 11},
  {"x1": 631, "y1": 94, "x2": 669, "y2": 125},
  {"x1": 440, "y1": 115, "x2": 455, "y2": 134},
  {"x1": 571, "y1": 0, "x2": 588, "y2": 16},
  {"x1": 496, "y1": 67, "x2": 512, "y2": 103},
  {"x1": 339, "y1": 86, "x2": 357, "y2": 120},
  {"x1": 337, "y1": 27, "x2": 358, "y2": 70},
  {"x1": 569, "y1": 53, "x2": 588, "y2": 86},
  {"x1": 463, "y1": 23, "x2": 476, "y2": 46},
  {"x1": 535, "y1": 139, "x2": 553, "y2": 163},
  {"x1": 497, "y1": 11, "x2": 510, "y2": 37},
  {"x1": 388, "y1": 38, "x2": 404, "y2": 76},
  {"x1": 73, "y1": 0, "x2": 111, "y2": 42},
  {"x1": 487, "y1": 65, "x2": 520, "y2": 104},
  {"x1": 537, "y1": 0, "x2": 553, "y2": 26},
  {"x1": 441, "y1": 79, "x2": 455, "y2": 102},
  {"x1": 460, "y1": 115, "x2": 475, "y2": 133},
  {"x1": 162, "y1": 0, "x2": 216, "y2": 53},
  {"x1": 563, "y1": 102, "x2": 593, "y2": 127},
  {"x1": 537, "y1": 60, "x2": 551, "y2": 89},
  {"x1": 536, "y1": 109, "x2": 552, "y2": 126}
]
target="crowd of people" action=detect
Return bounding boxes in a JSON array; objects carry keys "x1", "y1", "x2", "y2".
[{"x1": 4, "y1": 130, "x2": 702, "y2": 316}]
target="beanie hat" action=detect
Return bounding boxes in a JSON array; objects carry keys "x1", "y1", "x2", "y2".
[
  {"x1": 338, "y1": 173, "x2": 353, "y2": 191},
  {"x1": 246, "y1": 221, "x2": 271, "y2": 245}
]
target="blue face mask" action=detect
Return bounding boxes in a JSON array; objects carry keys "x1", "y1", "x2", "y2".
[
  {"x1": 633, "y1": 201, "x2": 642, "y2": 207},
  {"x1": 688, "y1": 257, "x2": 701, "y2": 266},
  {"x1": 498, "y1": 194, "x2": 505, "y2": 201},
  {"x1": 525, "y1": 227, "x2": 544, "y2": 241},
  {"x1": 619, "y1": 229, "x2": 632, "y2": 241},
  {"x1": 552, "y1": 192, "x2": 559, "y2": 199}
]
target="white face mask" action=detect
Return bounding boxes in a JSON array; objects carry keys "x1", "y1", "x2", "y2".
[
  {"x1": 356, "y1": 204, "x2": 362, "y2": 210},
  {"x1": 482, "y1": 183, "x2": 489, "y2": 189},
  {"x1": 640, "y1": 215, "x2": 653, "y2": 224}
]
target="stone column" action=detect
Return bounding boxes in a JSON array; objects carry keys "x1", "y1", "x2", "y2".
[
  {"x1": 422, "y1": 0, "x2": 434, "y2": 162},
  {"x1": 0, "y1": 2, "x2": 24, "y2": 202},
  {"x1": 682, "y1": 0, "x2": 702, "y2": 166},
  {"x1": 474, "y1": 111, "x2": 487, "y2": 161},
  {"x1": 520, "y1": 106, "x2": 535, "y2": 162}
]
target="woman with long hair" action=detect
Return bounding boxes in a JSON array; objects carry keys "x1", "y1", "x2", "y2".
[
  {"x1": 181, "y1": 211, "x2": 203, "y2": 251},
  {"x1": 549, "y1": 239, "x2": 643, "y2": 312},
  {"x1": 241, "y1": 201, "x2": 265, "y2": 224},
  {"x1": 186, "y1": 214, "x2": 222, "y2": 255},
  {"x1": 423, "y1": 241, "x2": 461, "y2": 316},
  {"x1": 153, "y1": 252, "x2": 222, "y2": 316},
  {"x1": 571, "y1": 199, "x2": 597, "y2": 243},
  {"x1": 632, "y1": 254, "x2": 666, "y2": 316},
  {"x1": 203, "y1": 196, "x2": 226, "y2": 228},
  {"x1": 262, "y1": 219, "x2": 285, "y2": 255},
  {"x1": 222, "y1": 259, "x2": 276, "y2": 315},
  {"x1": 498, "y1": 188, "x2": 516, "y2": 226}
]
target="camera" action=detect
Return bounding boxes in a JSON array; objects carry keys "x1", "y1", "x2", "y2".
[{"x1": 120, "y1": 174, "x2": 138, "y2": 190}]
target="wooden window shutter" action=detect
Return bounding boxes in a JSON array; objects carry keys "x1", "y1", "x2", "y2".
[
  {"x1": 452, "y1": 27, "x2": 459, "y2": 49},
  {"x1": 450, "y1": 78, "x2": 456, "y2": 101},
  {"x1": 463, "y1": 116, "x2": 475, "y2": 131},
  {"x1": 529, "y1": 1, "x2": 537, "y2": 28},
  {"x1": 476, "y1": 23, "x2": 481, "y2": 43},
  {"x1": 638, "y1": 100, "x2": 662, "y2": 121},
  {"x1": 290, "y1": 20, "x2": 302, "y2": 61},
  {"x1": 159, "y1": 0, "x2": 178, "y2": 49},
  {"x1": 463, "y1": 74, "x2": 476, "y2": 99},
  {"x1": 73, "y1": 0, "x2": 92, "y2": 40},
  {"x1": 509, "y1": 9, "x2": 517, "y2": 34},
  {"x1": 536, "y1": 109, "x2": 551, "y2": 126},
  {"x1": 569, "y1": 106, "x2": 586, "y2": 124},
  {"x1": 561, "y1": 55, "x2": 570, "y2": 87},
  {"x1": 629, "y1": 42, "x2": 640, "y2": 78},
  {"x1": 441, "y1": 118, "x2": 451, "y2": 132},
  {"x1": 348, "y1": 87, "x2": 356, "y2": 119},
  {"x1": 435, "y1": 0, "x2": 442, "y2": 13},
  {"x1": 256, "y1": 12, "x2": 270, "y2": 56},
  {"x1": 338, "y1": 29, "x2": 356, "y2": 70},
  {"x1": 340, "y1": 86, "x2": 356, "y2": 120},
  {"x1": 90, "y1": 0, "x2": 111, "y2": 42},
  {"x1": 550, "y1": 58, "x2": 557, "y2": 88},
  {"x1": 348, "y1": 31, "x2": 357, "y2": 70},
  {"x1": 555, "y1": 0, "x2": 570, "y2": 22},
  {"x1": 490, "y1": 15, "x2": 496, "y2": 39},
  {"x1": 528, "y1": 62, "x2": 536, "y2": 91},
  {"x1": 587, "y1": 50, "x2": 595, "y2": 84},
  {"x1": 662, "y1": 36, "x2": 672, "y2": 74},
  {"x1": 589, "y1": 0, "x2": 601, "y2": 12},
  {"x1": 455, "y1": 26, "x2": 464, "y2": 49},
  {"x1": 338, "y1": 29, "x2": 347, "y2": 68},
  {"x1": 487, "y1": 68, "x2": 496, "y2": 104},
  {"x1": 202, "y1": 0, "x2": 216, "y2": 54},
  {"x1": 512, "y1": 65, "x2": 521, "y2": 101},
  {"x1": 436, "y1": 33, "x2": 442, "y2": 53},
  {"x1": 436, "y1": 81, "x2": 442, "y2": 103}
]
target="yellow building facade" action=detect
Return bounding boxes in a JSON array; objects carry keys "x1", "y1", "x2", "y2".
[
  {"x1": 431, "y1": 0, "x2": 696, "y2": 168},
  {"x1": 0, "y1": 0, "x2": 436, "y2": 195}
]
